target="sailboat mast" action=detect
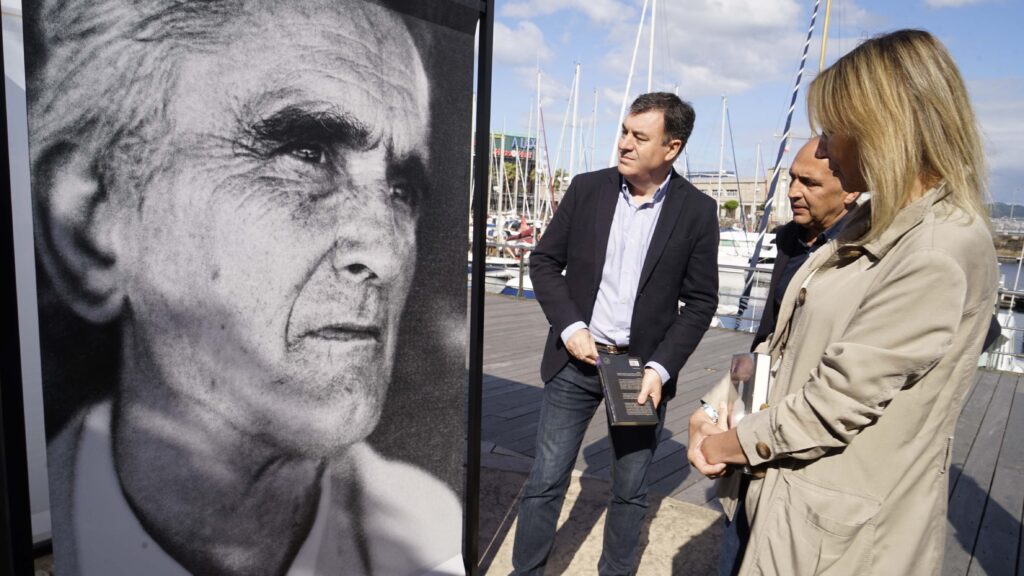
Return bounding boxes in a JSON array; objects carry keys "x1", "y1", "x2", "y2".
[
  {"x1": 736, "y1": 0, "x2": 822, "y2": 319},
  {"x1": 512, "y1": 153, "x2": 523, "y2": 222},
  {"x1": 716, "y1": 96, "x2": 727, "y2": 213},
  {"x1": 818, "y1": 0, "x2": 833, "y2": 71},
  {"x1": 752, "y1": 143, "x2": 761, "y2": 231},
  {"x1": 521, "y1": 103, "x2": 533, "y2": 218},
  {"x1": 589, "y1": 89, "x2": 598, "y2": 173},
  {"x1": 674, "y1": 85, "x2": 687, "y2": 177},
  {"x1": 486, "y1": 131, "x2": 493, "y2": 218},
  {"x1": 539, "y1": 108, "x2": 556, "y2": 219},
  {"x1": 498, "y1": 118, "x2": 506, "y2": 236},
  {"x1": 568, "y1": 63, "x2": 581, "y2": 182},
  {"x1": 648, "y1": 0, "x2": 656, "y2": 92},
  {"x1": 553, "y1": 68, "x2": 576, "y2": 190},
  {"x1": 578, "y1": 122, "x2": 587, "y2": 175},
  {"x1": 534, "y1": 69, "x2": 543, "y2": 221},
  {"x1": 609, "y1": 0, "x2": 650, "y2": 167},
  {"x1": 726, "y1": 105, "x2": 748, "y2": 232},
  {"x1": 469, "y1": 90, "x2": 476, "y2": 223}
]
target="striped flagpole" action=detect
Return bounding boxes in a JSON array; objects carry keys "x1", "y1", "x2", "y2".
[{"x1": 736, "y1": 0, "x2": 821, "y2": 322}]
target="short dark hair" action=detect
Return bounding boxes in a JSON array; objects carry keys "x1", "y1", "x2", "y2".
[{"x1": 628, "y1": 92, "x2": 695, "y2": 147}]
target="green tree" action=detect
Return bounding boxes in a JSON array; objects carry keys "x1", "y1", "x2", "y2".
[
  {"x1": 551, "y1": 169, "x2": 568, "y2": 193},
  {"x1": 503, "y1": 163, "x2": 518, "y2": 190},
  {"x1": 723, "y1": 199, "x2": 739, "y2": 217}
]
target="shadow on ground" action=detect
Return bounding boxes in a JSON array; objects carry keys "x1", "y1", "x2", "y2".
[
  {"x1": 478, "y1": 444, "x2": 723, "y2": 575},
  {"x1": 946, "y1": 464, "x2": 1022, "y2": 575}
]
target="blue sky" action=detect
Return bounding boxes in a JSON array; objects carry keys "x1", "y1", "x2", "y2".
[{"x1": 487, "y1": 0, "x2": 1024, "y2": 203}]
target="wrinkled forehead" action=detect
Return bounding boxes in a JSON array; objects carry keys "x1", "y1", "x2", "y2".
[{"x1": 218, "y1": 0, "x2": 431, "y2": 153}]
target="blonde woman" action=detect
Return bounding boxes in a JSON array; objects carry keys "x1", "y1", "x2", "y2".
[{"x1": 689, "y1": 29, "x2": 997, "y2": 575}]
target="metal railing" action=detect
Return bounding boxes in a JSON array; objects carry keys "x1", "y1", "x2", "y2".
[
  {"x1": 985, "y1": 288, "x2": 1024, "y2": 372},
  {"x1": 714, "y1": 263, "x2": 772, "y2": 333},
  {"x1": 468, "y1": 241, "x2": 533, "y2": 299},
  {"x1": 470, "y1": 250, "x2": 1024, "y2": 373},
  {"x1": 715, "y1": 280, "x2": 1024, "y2": 374}
]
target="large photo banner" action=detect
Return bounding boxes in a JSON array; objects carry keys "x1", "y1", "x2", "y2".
[{"x1": 17, "y1": 0, "x2": 476, "y2": 573}]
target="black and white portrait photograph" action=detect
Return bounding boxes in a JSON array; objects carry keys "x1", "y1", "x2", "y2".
[{"x1": 21, "y1": 0, "x2": 477, "y2": 573}]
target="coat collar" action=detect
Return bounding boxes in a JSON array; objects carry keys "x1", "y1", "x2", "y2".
[
  {"x1": 861, "y1": 183, "x2": 951, "y2": 259},
  {"x1": 837, "y1": 183, "x2": 952, "y2": 261},
  {"x1": 768, "y1": 183, "x2": 952, "y2": 355}
]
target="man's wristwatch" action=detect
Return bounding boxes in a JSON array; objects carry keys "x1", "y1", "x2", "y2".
[{"x1": 699, "y1": 399, "x2": 719, "y2": 424}]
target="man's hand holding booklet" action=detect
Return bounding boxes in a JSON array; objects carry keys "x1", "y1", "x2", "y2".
[
  {"x1": 727, "y1": 352, "x2": 772, "y2": 426},
  {"x1": 699, "y1": 352, "x2": 772, "y2": 428},
  {"x1": 690, "y1": 353, "x2": 772, "y2": 472},
  {"x1": 689, "y1": 352, "x2": 773, "y2": 520}
]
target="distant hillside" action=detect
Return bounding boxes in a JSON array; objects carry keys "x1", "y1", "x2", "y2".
[{"x1": 990, "y1": 203, "x2": 1024, "y2": 219}]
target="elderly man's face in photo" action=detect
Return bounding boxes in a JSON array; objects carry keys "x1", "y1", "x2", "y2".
[{"x1": 115, "y1": 3, "x2": 429, "y2": 455}]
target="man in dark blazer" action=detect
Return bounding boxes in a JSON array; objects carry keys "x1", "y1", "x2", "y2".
[
  {"x1": 750, "y1": 138, "x2": 859, "y2": 351},
  {"x1": 511, "y1": 93, "x2": 719, "y2": 575},
  {"x1": 718, "y1": 138, "x2": 857, "y2": 576}
]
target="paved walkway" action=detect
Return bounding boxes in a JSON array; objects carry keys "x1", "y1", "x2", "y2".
[{"x1": 478, "y1": 293, "x2": 1024, "y2": 575}]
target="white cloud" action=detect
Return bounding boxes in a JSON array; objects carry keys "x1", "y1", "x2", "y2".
[
  {"x1": 592, "y1": 0, "x2": 879, "y2": 98},
  {"x1": 498, "y1": 65, "x2": 576, "y2": 140},
  {"x1": 494, "y1": 20, "x2": 553, "y2": 66},
  {"x1": 530, "y1": 67, "x2": 575, "y2": 106},
  {"x1": 491, "y1": 0, "x2": 897, "y2": 175},
  {"x1": 596, "y1": 0, "x2": 802, "y2": 97},
  {"x1": 601, "y1": 87, "x2": 626, "y2": 116},
  {"x1": 501, "y1": 0, "x2": 633, "y2": 24},
  {"x1": 512, "y1": 70, "x2": 607, "y2": 173},
  {"x1": 925, "y1": 0, "x2": 988, "y2": 7},
  {"x1": 971, "y1": 78, "x2": 1024, "y2": 201}
]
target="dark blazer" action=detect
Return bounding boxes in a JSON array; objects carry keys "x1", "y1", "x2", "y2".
[
  {"x1": 530, "y1": 167, "x2": 719, "y2": 399},
  {"x1": 751, "y1": 220, "x2": 802, "y2": 350}
]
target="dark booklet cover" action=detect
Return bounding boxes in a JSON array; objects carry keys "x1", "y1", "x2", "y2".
[{"x1": 597, "y1": 352, "x2": 659, "y2": 426}]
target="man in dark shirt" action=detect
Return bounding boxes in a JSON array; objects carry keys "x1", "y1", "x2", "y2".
[
  {"x1": 751, "y1": 137, "x2": 860, "y2": 349},
  {"x1": 716, "y1": 137, "x2": 861, "y2": 576}
]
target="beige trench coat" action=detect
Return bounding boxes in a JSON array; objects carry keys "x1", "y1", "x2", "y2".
[{"x1": 731, "y1": 186, "x2": 997, "y2": 575}]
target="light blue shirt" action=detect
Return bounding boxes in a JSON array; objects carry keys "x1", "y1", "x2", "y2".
[{"x1": 561, "y1": 172, "x2": 673, "y2": 384}]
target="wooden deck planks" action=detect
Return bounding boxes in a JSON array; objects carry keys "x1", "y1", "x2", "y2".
[
  {"x1": 946, "y1": 372, "x2": 1018, "y2": 576},
  {"x1": 480, "y1": 293, "x2": 755, "y2": 492},
  {"x1": 479, "y1": 293, "x2": 1024, "y2": 575},
  {"x1": 949, "y1": 371, "x2": 999, "y2": 499},
  {"x1": 967, "y1": 373, "x2": 1024, "y2": 575}
]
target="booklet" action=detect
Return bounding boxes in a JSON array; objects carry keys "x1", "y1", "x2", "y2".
[
  {"x1": 596, "y1": 352, "x2": 659, "y2": 426},
  {"x1": 728, "y1": 352, "x2": 772, "y2": 426}
]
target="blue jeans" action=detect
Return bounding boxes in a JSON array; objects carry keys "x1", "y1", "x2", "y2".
[
  {"x1": 718, "y1": 481, "x2": 750, "y2": 576},
  {"x1": 511, "y1": 360, "x2": 666, "y2": 575}
]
